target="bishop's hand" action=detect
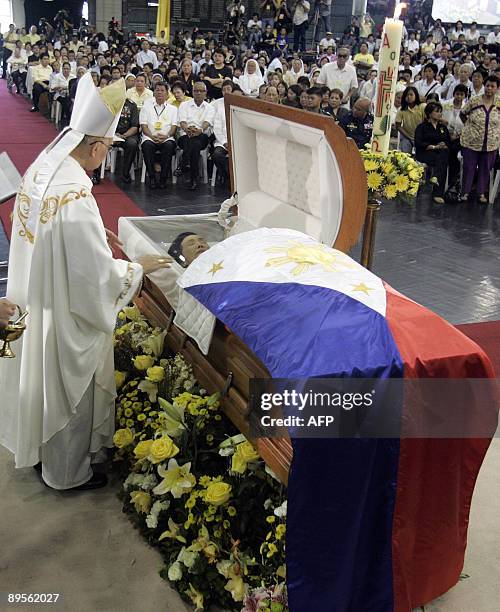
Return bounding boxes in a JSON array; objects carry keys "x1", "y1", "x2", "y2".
[
  {"x1": 0, "y1": 298, "x2": 16, "y2": 329},
  {"x1": 137, "y1": 254, "x2": 172, "y2": 274},
  {"x1": 105, "y1": 228, "x2": 123, "y2": 250}
]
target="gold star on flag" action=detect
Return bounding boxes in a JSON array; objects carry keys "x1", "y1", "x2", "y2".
[
  {"x1": 352, "y1": 282, "x2": 374, "y2": 295},
  {"x1": 208, "y1": 261, "x2": 224, "y2": 276}
]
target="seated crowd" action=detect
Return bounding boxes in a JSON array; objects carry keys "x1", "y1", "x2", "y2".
[{"x1": 2, "y1": 8, "x2": 500, "y2": 202}]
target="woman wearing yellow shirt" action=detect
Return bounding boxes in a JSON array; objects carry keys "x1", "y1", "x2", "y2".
[
  {"x1": 395, "y1": 86, "x2": 426, "y2": 153},
  {"x1": 170, "y1": 81, "x2": 192, "y2": 108}
]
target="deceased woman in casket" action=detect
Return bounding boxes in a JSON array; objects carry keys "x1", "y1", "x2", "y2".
[{"x1": 167, "y1": 232, "x2": 210, "y2": 267}]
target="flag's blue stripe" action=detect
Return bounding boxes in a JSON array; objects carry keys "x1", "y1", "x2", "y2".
[
  {"x1": 186, "y1": 281, "x2": 403, "y2": 378},
  {"x1": 186, "y1": 280, "x2": 403, "y2": 611}
]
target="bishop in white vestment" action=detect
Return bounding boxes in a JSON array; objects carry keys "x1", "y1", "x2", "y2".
[{"x1": 0, "y1": 74, "x2": 170, "y2": 490}]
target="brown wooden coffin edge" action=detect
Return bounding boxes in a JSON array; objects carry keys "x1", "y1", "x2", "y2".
[{"x1": 136, "y1": 276, "x2": 292, "y2": 486}]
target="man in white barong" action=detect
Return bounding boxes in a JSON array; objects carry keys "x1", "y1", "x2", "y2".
[{"x1": 0, "y1": 74, "x2": 171, "y2": 490}]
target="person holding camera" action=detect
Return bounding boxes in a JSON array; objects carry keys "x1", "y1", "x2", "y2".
[{"x1": 292, "y1": 0, "x2": 310, "y2": 53}]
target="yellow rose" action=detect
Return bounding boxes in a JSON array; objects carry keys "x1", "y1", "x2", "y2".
[
  {"x1": 238, "y1": 441, "x2": 259, "y2": 463},
  {"x1": 231, "y1": 441, "x2": 259, "y2": 474},
  {"x1": 146, "y1": 366, "x2": 165, "y2": 382},
  {"x1": 115, "y1": 370, "x2": 127, "y2": 389},
  {"x1": 113, "y1": 428, "x2": 134, "y2": 448},
  {"x1": 134, "y1": 355, "x2": 155, "y2": 370},
  {"x1": 205, "y1": 482, "x2": 231, "y2": 507},
  {"x1": 130, "y1": 490, "x2": 152, "y2": 514},
  {"x1": 134, "y1": 439, "x2": 153, "y2": 459},
  {"x1": 148, "y1": 436, "x2": 179, "y2": 464}
]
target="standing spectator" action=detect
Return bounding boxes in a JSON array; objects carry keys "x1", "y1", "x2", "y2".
[
  {"x1": 428, "y1": 19, "x2": 446, "y2": 45},
  {"x1": 140, "y1": 82, "x2": 178, "y2": 190},
  {"x1": 212, "y1": 80, "x2": 240, "y2": 184},
  {"x1": 459, "y1": 76, "x2": 500, "y2": 203},
  {"x1": 441, "y1": 84, "x2": 467, "y2": 190},
  {"x1": 415, "y1": 63, "x2": 440, "y2": 101},
  {"x1": 465, "y1": 23, "x2": 480, "y2": 48},
  {"x1": 338, "y1": 97, "x2": 374, "y2": 149},
  {"x1": 261, "y1": 0, "x2": 278, "y2": 30},
  {"x1": 292, "y1": 0, "x2": 310, "y2": 53},
  {"x1": 177, "y1": 82, "x2": 215, "y2": 190},
  {"x1": 204, "y1": 49, "x2": 232, "y2": 100},
  {"x1": 316, "y1": 47, "x2": 358, "y2": 107},
  {"x1": 359, "y1": 69, "x2": 377, "y2": 103},
  {"x1": 247, "y1": 13, "x2": 263, "y2": 50},
  {"x1": 2, "y1": 24, "x2": 18, "y2": 79},
  {"x1": 314, "y1": 1, "x2": 332, "y2": 45},
  {"x1": 395, "y1": 86, "x2": 426, "y2": 153},
  {"x1": 360, "y1": 14, "x2": 375, "y2": 40},
  {"x1": 414, "y1": 102, "x2": 451, "y2": 204}
]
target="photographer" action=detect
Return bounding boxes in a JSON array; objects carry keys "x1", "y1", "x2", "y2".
[{"x1": 292, "y1": 0, "x2": 310, "y2": 53}]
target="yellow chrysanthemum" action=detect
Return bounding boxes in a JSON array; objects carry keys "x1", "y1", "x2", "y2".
[
  {"x1": 367, "y1": 172, "x2": 383, "y2": 191},
  {"x1": 137, "y1": 413, "x2": 146, "y2": 421},
  {"x1": 395, "y1": 174, "x2": 409, "y2": 192},
  {"x1": 381, "y1": 162, "x2": 395, "y2": 175},
  {"x1": 124, "y1": 408, "x2": 133, "y2": 417},
  {"x1": 385, "y1": 184, "x2": 398, "y2": 199},
  {"x1": 364, "y1": 159, "x2": 378, "y2": 172}
]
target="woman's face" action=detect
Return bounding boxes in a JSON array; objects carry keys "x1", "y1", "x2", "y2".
[
  {"x1": 299, "y1": 90, "x2": 309, "y2": 107},
  {"x1": 182, "y1": 61, "x2": 192, "y2": 75},
  {"x1": 287, "y1": 88, "x2": 297, "y2": 102},
  {"x1": 270, "y1": 73, "x2": 280, "y2": 87},
  {"x1": 472, "y1": 72, "x2": 483, "y2": 87},
  {"x1": 406, "y1": 89, "x2": 416, "y2": 105},
  {"x1": 431, "y1": 107, "x2": 442, "y2": 121},
  {"x1": 247, "y1": 60, "x2": 256, "y2": 74},
  {"x1": 173, "y1": 87, "x2": 184, "y2": 101},
  {"x1": 277, "y1": 82, "x2": 286, "y2": 97},
  {"x1": 266, "y1": 86, "x2": 279, "y2": 104},
  {"x1": 329, "y1": 92, "x2": 341, "y2": 108},
  {"x1": 292, "y1": 59, "x2": 301, "y2": 72}
]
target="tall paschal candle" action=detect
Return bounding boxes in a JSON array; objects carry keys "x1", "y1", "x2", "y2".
[{"x1": 371, "y1": 4, "x2": 406, "y2": 156}]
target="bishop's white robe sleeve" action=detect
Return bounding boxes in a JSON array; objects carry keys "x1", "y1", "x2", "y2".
[{"x1": 59, "y1": 193, "x2": 143, "y2": 334}]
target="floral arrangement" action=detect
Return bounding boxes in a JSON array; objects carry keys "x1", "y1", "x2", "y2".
[
  {"x1": 360, "y1": 149, "x2": 425, "y2": 201},
  {"x1": 112, "y1": 306, "x2": 288, "y2": 611}
]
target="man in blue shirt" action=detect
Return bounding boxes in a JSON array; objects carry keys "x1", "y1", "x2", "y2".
[{"x1": 339, "y1": 97, "x2": 374, "y2": 149}]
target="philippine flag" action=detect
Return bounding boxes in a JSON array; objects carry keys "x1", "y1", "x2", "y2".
[{"x1": 178, "y1": 228, "x2": 497, "y2": 611}]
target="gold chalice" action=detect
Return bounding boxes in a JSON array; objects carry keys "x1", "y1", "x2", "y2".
[{"x1": 0, "y1": 306, "x2": 28, "y2": 359}]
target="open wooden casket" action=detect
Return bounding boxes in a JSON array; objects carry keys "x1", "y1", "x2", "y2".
[{"x1": 118, "y1": 96, "x2": 368, "y2": 484}]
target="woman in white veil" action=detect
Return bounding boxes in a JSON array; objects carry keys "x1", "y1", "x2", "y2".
[
  {"x1": 238, "y1": 58, "x2": 265, "y2": 97},
  {"x1": 283, "y1": 58, "x2": 305, "y2": 87}
]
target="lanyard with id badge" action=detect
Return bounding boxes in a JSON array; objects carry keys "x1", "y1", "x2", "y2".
[{"x1": 154, "y1": 103, "x2": 166, "y2": 131}]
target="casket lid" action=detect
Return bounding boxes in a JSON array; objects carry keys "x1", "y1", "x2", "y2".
[{"x1": 225, "y1": 95, "x2": 367, "y2": 253}]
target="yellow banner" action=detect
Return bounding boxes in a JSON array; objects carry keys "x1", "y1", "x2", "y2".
[{"x1": 156, "y1": 0, "x2": 171, "y2": 41}]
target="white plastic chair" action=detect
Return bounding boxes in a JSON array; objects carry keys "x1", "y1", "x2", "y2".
[
  {"x1": 211, "y1": 164, "x2": 217, "y2": 187},
  {"x1": 100, "y1": 147, "x2": 136, "y2": 180},
  {"x1": 489, "y1": 165, "x2": 500, "y2": 205}
]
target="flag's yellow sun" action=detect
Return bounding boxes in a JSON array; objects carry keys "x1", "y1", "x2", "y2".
[{"x1": 264, "y1": 242, "x2": 352, "y2": 276}]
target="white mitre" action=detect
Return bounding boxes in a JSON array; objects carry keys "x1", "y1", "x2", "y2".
[{"x1": 24, "y1": 74, "x2": 126, "y2": 238}]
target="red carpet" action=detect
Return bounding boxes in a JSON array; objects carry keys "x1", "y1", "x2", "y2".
[{"x1": 0, "y1": 82, "x2": 144, "y2": 235}]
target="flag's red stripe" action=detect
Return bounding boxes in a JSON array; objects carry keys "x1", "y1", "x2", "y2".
[{"x1": 384, "y1": 283, "x2": 495, "y2": 610}]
